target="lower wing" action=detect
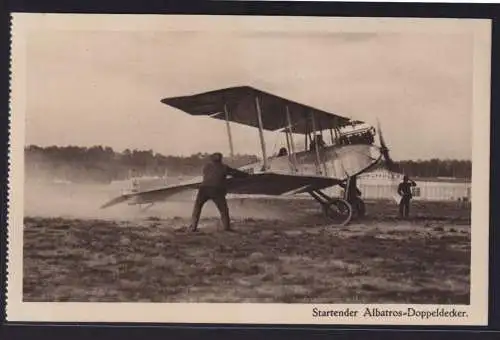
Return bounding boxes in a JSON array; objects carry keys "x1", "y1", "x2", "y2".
[{"x1": 100, "y1": 172, "x2": 341, "y2": 209}]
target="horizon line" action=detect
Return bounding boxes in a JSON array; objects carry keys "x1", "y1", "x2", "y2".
[{"x1": 24, "y1": 143, "x2": 473, "y2": 163}]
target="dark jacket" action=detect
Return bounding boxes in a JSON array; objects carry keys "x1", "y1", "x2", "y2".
[
  {"x1": 201, "y1": 161, "x2": 249, "y2": 190},
  {"x1": 398, "y1": 180, "x2": 416, "y2": 198}
]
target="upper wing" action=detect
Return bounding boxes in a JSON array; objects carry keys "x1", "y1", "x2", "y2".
[
  {"x1": 161, "y1": 86, "x2": 357, "y2": 134},
  {"x1": 100, "y1": 172, "x2": 341, "y2": 209}
]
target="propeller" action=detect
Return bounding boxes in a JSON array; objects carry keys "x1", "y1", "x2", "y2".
[{"x1": 376, "y1": 119, "x2": 398, "y2": 173}]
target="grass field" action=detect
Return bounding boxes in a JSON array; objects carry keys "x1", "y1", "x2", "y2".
[{"x1": 23, "y1": 198, "x2": 470, "y2": 304}]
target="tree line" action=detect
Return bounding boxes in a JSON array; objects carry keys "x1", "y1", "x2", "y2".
[
  {"x1": 25, "y1": 145, "x2": 259, "y2": 184},
  {"x1": 24, "y1": 145, "x2": 471, "y2": 183},
  {"x1": 396, "y1": 159, "x2": 471, "y2": 179}
]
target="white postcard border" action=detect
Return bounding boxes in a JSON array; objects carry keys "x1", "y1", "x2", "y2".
[{"x1": 6, "y1": 14, "x2": 492, "y2": 325}]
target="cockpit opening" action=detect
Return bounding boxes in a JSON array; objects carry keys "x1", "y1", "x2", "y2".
[
  {"x1": 277, "y1": 147, "x2": 288, "y2": 157},
  {"x1": 310, "y1": 134, "x2": 327, "y2": 151}
]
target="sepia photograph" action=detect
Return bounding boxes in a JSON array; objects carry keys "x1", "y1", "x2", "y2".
[{"x1": 7, "y1": 14, "x2": 491, "y2": 325}]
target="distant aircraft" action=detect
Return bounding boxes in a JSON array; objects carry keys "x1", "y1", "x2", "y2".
[{"x1": 101, "y1": 86, "x2": 397, "y2": 226}]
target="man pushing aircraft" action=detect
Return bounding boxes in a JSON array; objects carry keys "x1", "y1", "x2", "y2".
[{"x1": 189, "y1": 152, "x2": 251, "y2": 232}]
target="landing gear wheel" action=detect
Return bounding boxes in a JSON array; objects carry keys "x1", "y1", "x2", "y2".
[{"x1": 322, "y1": 198, "x2": 353, "y2": 226}]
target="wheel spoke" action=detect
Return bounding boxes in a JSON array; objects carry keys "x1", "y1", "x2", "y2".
[{"x1": 322, "y1": 198, "x2": 353, "y2": 226}]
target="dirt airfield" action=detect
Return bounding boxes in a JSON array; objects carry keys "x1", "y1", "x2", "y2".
[{"x1": 23, "y1": 181, "x2": 471, "y2": 304}]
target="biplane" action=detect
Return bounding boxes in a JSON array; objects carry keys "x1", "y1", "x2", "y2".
[{"x1": 101, "y1": 86, "x2": 396, "y2": 226}]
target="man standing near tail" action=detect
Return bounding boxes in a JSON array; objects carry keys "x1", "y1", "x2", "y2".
[
  {"x1": 189, "y1": 152, "x2": 250, "y2": 232},
  {"x1": 397, "y1": 175, "x2": 417, "y2": 218}
]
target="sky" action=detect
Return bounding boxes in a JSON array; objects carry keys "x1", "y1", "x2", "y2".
[{"x1": 24, "y1": 17, "x2": 475, "y2": 161}]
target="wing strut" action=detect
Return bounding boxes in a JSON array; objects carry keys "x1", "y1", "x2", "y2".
[
  {"x1": 311, "y1": 111, "x2": 328, "y2": 176},
  {"x1": 286, "y1": 105, "x2": 298, "y2": 172},
  {"x1": 284, "y1": 129, "x2": 293, "y2": 171},
  {"x1": 254, "y1": 95, "x2": 268, "y2": 170},
  {"x1": 223, "y1": 104, "x2": 235, "y2": 158}
]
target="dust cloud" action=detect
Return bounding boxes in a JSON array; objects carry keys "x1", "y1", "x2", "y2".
[{"x1": 24, "y1": 175, "x2": 288, "y2": 222}]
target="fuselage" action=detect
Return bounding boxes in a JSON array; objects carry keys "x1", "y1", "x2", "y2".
[{"x1": 238, "y1": 143, "x2": 382, "y2": 181}]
